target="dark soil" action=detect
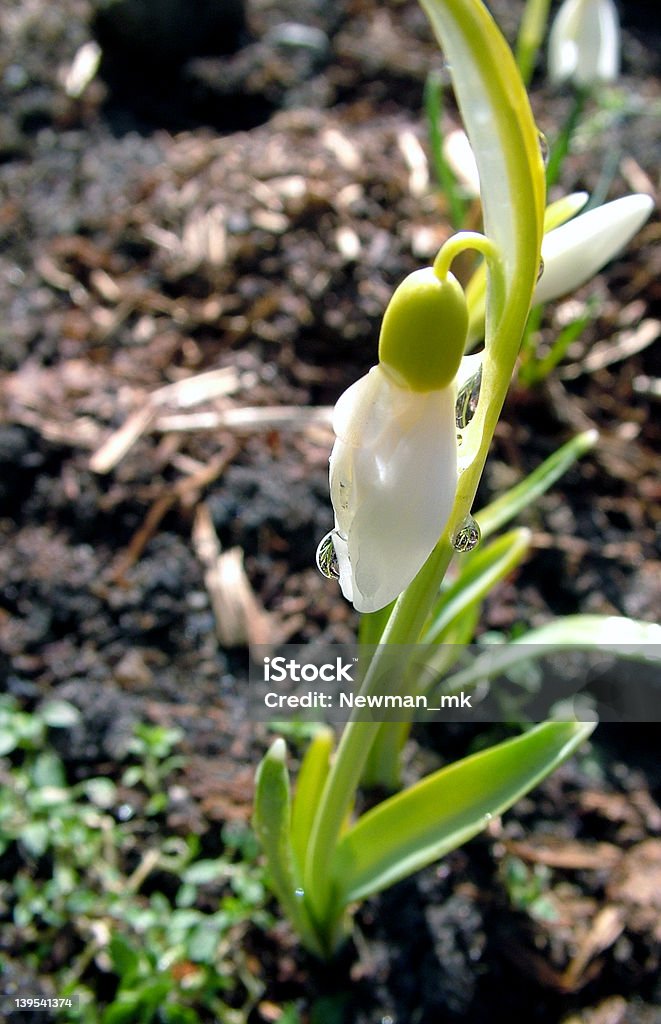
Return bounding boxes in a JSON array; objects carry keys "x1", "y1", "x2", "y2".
[{"x1": 0, "y1": 0, "x2": 659, "y2": 1021}]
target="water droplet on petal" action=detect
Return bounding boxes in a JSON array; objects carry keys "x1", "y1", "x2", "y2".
[
  {"x1": 316, "y1": 530, "x2": 341, "y2": 580},
  {"x1": 537, "y1": 256, "x2": 545, "y2": 283},
  {"x1": 452, "y1": 514, "x2": 481, "y2": 553},
  {"x1": 537, "y1": 129, "x2": 550, "y2": 167},
  {"x1": 294, "y1": 887, "x2": 305, "y2": 899},
  {"x1": 455, "y1": 364, "x2": 482, "y2": 429}
]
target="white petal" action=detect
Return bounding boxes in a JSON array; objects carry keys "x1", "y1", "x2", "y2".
[
  {"x1": 329, "y1": 366, "x2": 457, "y2": 613},
  {"x1": 534, "y1": 194, "x2": 653, "y2": 305}
]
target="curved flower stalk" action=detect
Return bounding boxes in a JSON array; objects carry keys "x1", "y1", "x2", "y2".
[{"x1": 548, "y1": 0, "x2": 620, "y2": 88}]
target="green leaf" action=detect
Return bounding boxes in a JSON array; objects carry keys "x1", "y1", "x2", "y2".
[
  {"x1": 518, "y1": 615, "x2": 661, "y2": 647},
  {"x1": 102, "y1": 995, "x2": 142, "y2": 1024},
  {"x1": 39, "y1": 700, "x2": 81, "y2": 728},
  {"x1": 424, "y1": 69, "x2": 466, "y2": 228},
  {"x1": 81, "y1": 777, "x2": 117, "y2": 808},
  {"x1": 0, "y1": 729, "x2": 18, "y2": 756},
  {"x1": 253, "y1": 739, "x2": 324, "y2": 957},
  {"x1": 290, "y1": 727, "x2": 334, "y2": 874},
  {"x1": 20, "y1": 822, "x2": 50, "y2": 858},
  {"x1": 187, "y1": 921, "x2": 222, "y2": 963},
  {"x1": 477, "y1": 430, "x2": 598, "y2": 540},
  {"x1": 109, "y1": 933, "x2": 141, "y2": 982},
  {"x1": 332, "y1": 721, "x2": 594, "y2": 904},
  {"x1": 32, "y1": 750, "x2": 66, "y2": 789},
  {"x1": 438, "y1": 614, "x2": 661, "y2": 704},
  {"x1": 182, "y1": 859, "x2": 228, "y2": 886},
  {"x1": 423, "y1": 528, "x2": 531, "y2": 644},
  {"x1": 520, "y1": 307, "x2": 593, "y2": 385}
]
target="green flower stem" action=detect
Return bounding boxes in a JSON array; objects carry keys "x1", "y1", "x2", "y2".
[
  {"x1": 304, "y1": 541, "x2": 453, "y2": 931},
  {"x1": 424, "y1": 70, "x2": 467, "y2": 229},
  {"x1": 515, "y1": 0, "x2": 552, "y2": 86},
  {"x1": 546, "y1": 88, "x2": 587, "y2": 188}
]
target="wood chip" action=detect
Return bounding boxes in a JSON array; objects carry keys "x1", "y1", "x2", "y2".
[
  {"x1": 155, "y1": 404, "x2": 334, "y2": 434},
  {"x1": 505, "y1": 838, "x2": 622, "y2": 871},
  {"x1": 560, "y1": 906, "x2": 626, "y2": 992},
  {"x1": 193, "y1": 504, "x2": 272, "y2": 648},
  {"x1": 90, "y1": 405, "x2": 157, "y2": 474},
  {"x1": 560, "y1": 319, "x2": 660, "y2": 379},
  {"x1": 89, "y1": 367, "x2": 241, "y2": 473},
  {"x1": 398, "y1": 129, "x2": 429, "y2": 197}
]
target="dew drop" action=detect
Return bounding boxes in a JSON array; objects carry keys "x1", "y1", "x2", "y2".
[
  {"x1": 381, "y1": 1017, "x2": 395, "y2": 1024},
  {"x1": 294, "y1": 887, "x2": 305, "y2": 899},
  {"x1": 537, "y1": 256, "x2": 545, "y2": 283},
  {"x1": 455, "y1": 364, "x2": 482, "y2": 429},
  {"x1": 452, "y1": 514, "x2": 481, "y2": 553},
  {"x1": 316, "y1": 531, "x2": 340, "y2": 580},
  {"x1": 537, "y1": 129, "x2": 550, "y2": 167}
]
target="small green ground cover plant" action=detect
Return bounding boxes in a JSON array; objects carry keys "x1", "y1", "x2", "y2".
[{"x1": 0, "y1": 695, "x2": 270, "y2": 1023}]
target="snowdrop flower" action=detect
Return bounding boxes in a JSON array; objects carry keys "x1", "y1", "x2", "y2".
[
  {"x1": 322, "y1": 268, "x2": 468, "y2": 613},
  {"x1": 534, "y1": 194, "x2": 654, "y2": 305},
  {"x1": 548, "y1": 0, "x2": 620, "y2": 88}
]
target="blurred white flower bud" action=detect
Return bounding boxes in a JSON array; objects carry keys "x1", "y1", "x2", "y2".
[{"x1": 548, "y1": 0, "x2": 620, "y2": 87}]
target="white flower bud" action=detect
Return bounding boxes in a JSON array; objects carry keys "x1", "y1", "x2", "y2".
[
  {"x1": 548, "y1": 0, "x2": 620, "y2": 88},
  {"x1": 328, "y1": 365, "x2": 457, "y2": 613},
  {"x1": 534, "y1": 194, "x2": 654, "y2": 305}
]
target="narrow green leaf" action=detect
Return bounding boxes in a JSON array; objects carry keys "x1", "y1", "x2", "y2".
[
  {"x1": 332, "y1": 721, "x2": 594, "y2": 904},
  {"x1": 520, "y1": 308, "x2": 593, "y2": 385},
  {"x1": 518, "y1": 615, "x2": 661, "y2": 647},
  {"x1": 291, "y1": 727, "x2": 335, "y2": 873},
  {"x1": 424, "y1": 70, "x2": 466, "y2": 228},
  {"x1": 477, "y1": 429, "x2": 598, "y2": 540},
  {"x1": 253, "y1": 739, "x2": 324, "y2": 957},
  {"x1": 423, "y1": 528, "x2": 531, "y2": 643},
  {"x1": 440, "y1": 615, "x2": 661, "y2": 697}
]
